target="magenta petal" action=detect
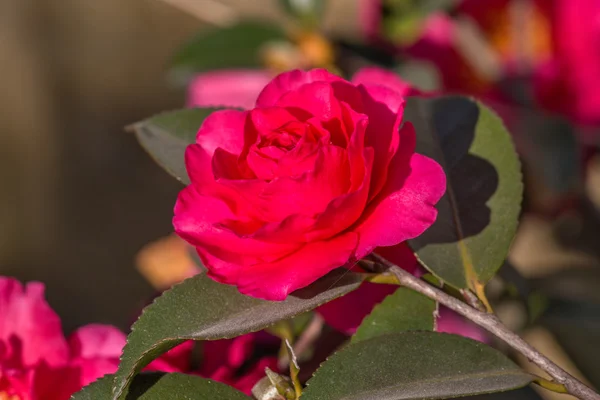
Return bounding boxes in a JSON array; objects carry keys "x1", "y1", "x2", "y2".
[
  {"x1": 318, "y1": 243, "x2": 419, "y2": 334},
  {"x1": 187, "y1": 70, "x2": 272, "y2": 110},
  {"x1": 236, "y1": 233, "x2": 359, "y2": 301},
  {"x1": 353, "y1": 67, "x2": 418, "y2": 97},
  {"x1": 258, "y1": 145, "x2": 351, "y2": 219},
  {"x1": 0, "y1": 277, "x2": 69, "y2": 368},
  {"x1": 357, "y1": 84, "x2": 405, "y2": 198},
  {"x1": 146, "y1": 341, "x2": 194, "y2": 373},
  {"x1": 195, "y1": 109, "x2": 248, "y2": 156},
  {"x1": 173, "y1": 186, "x2": 298, "y2": 258},
  {"x1": 232, "y1": 356, "x2": 279, "y2": 395},
  {"x1": 437, "y1": 307, "x2": 489, "y2": 343},
  {"x1": 353, "y1": 126, "x2": 446, "y2": 258},
  {"x1": 68, "y1": 325, "x2": 125, "y2": 360},
  {"x1": 318, "y1": 282, "x2": 397, "y2": 335},
  {"x1": 276, "y1": 81, "x2": 343, "y2": 123},
  {"x1": 256, "y1": 69, "x2": 343, "y2": 108},
  {"x1": 75, "y1": 358, "x2": 121, "y2": 388},
  {"x1": 375, "y1": 243, "x2": 422, "y2": 277}
]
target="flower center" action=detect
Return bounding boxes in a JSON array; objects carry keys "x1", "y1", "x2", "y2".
[{"x1": 259, "y1": 120, "x2": 308, "y2": 152}]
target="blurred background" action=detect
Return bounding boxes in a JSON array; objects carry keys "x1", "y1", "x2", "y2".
[
  {"x1": 0, "y1": 0, "x2": 363, "y2": 332},
  {"x1": 1, "y1": 0, "x2": 600, "y2": 397}
]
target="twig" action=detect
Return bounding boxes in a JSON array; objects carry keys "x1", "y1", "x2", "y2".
[{"x1": 370, "y1": 253, "x2": 600, "y2": 400}]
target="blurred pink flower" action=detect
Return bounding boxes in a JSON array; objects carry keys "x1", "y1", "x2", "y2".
[
  {"x1": 0, "y1": 277, "x2": 124, "y2": 400},
  {"x1": 187, "y1": 70, "x2": 273, "y2": 110},
  {"x1": 535, "y1": 0, "x2": 600, "y2": 126},
  {"x1": 145, "y1": 332, "x2": 279, "y2": 396},
  {"x1": 200, "y1": 332, "x2": 279, "y2": 395}
]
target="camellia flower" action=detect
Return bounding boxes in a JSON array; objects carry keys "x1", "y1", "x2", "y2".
[
  {"x1": 0, "y1": 277, "x2": 124, "y2": 400},
  {"x1": 174, "y1": 67, "x2": 446, "y2": 300},
  {"x1": 0, "y1": 275, "x2": 279, "y2": 398}
]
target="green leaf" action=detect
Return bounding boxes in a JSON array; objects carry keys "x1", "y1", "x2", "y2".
[
  {"x1": 112, "y1": 270, "x2": 363, "y2": 400},
  {"x1": 352, "y1": 288, "x2": 435, "y2": 343},
  {"x1": 302, "y1": 332, "x2": 533, "y2": 400},
  {"x1": 170, "y1": 21, "x2": 286, "y2": 78},
  {"x1": 406, "y1": 96, "x2": 523, "y2": 291},
  {"x1": 129, "y1": 108, "x2": 221, "y2": 185},
  {"x1": 73, "y1": 373, "x2": 251, "y2": 399}
]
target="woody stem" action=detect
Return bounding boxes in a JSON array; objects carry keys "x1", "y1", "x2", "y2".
[{"x1": 369, "y1": 253, "x2": 600, "y2": 400}]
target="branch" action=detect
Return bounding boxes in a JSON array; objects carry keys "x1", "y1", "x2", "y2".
[{"x1": 369, "y1": 253, "x2": 600, "y2": 400}]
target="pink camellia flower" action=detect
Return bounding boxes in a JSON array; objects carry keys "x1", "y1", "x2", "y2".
[
  {"x1": 0, "y1": 277, "x2": 124, "y2": 400},
  {"x1": 174, "y1": 68, "x2": 446, "y2": 300},
  {"x1": 187, "y1": 70, "x2": 273, "y2": 110},
  {"x1": 534, "y1": 0, "x2": 600, "y2": 126},
  {"x1": 0, "y1": 275, "x2": 279, "y2": 398}
]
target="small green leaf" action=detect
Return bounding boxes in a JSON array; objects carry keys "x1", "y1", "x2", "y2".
[
  {"x1": 171, "y1": 21, "x2": 286, "y2": 77},
  {"x1": 112, "y1": 270, "x2": 362, "y2": 400},
  {"x1": 73, "y1": 373, "x2": 252, "y2": 399},
  {"x1": 352, "y1": 288, "x2": 435, "y2": 343},
  {"x1": 302, "y1": 332, "x2": 533, "y2": 400},
  {"x1": 406, "y1": 96, "x2": 523, "y2": 292},
  {"x1": 129, "y1": 108, "x2": 221, "y2": 185}
]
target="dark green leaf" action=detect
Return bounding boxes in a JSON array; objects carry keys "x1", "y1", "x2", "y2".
[
  {"x1": 352, "y1": 288, "x2": 435, "y2": 343},
  {"x1": 171, "y1": 21, "x2": 285, "y2": 78},
  {"x1": 406, "y1": 96, "x2": 523, "y2": 291},
  {"x1": 112, "y1": 270, "x2": 363, "y2": 400},
  {"x1": 302, "y1": 332, "x2": 533, "y2": 400},
  {"x1": 129, "y1": 108, "x2": 221, "y2": 185},
  {"x1": 73, "y1": 373, "x2": 251, "y2": 399}
]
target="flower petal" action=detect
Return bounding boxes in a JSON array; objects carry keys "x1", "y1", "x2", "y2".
[
  {"x1": 256, "y1": 69, "x2": 343, "y2": 108},
  {"x1": 195, "y1": 109, "x2": 248, "y2": 156},
  {"x1": 174, "y1": 186, "x2": 298, "y2": 258},
  {"x1": 0, "y1": 277, "x2": 68, "y2": 368},
  {"x1": 68, "y1": 324, "x2": 125, "y2": 360},
  {"x1": 353, "y1": 124, "x2": 446, "y2": 258},
  {"x1": 236, "y1": 232, "x2": 359, "y2": 301},
  {"x1": 357, "y1": 84, "x2": 405, "y2": 199},
  {"x1": 352, "y1": 67, "x2": 418, "y2": 97},
  {"x1": 146, "y1": 341, "x2": 195, "y2": 373},
  {"x1": 317, "y1": 243, "x2": 419, "y2": 334},
  {"x1": 187, "y1": 70, "x2": 272, "y2": 110},
  {"x1": 437, "y1": 307, "x2": 489, "y2": 343}
]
